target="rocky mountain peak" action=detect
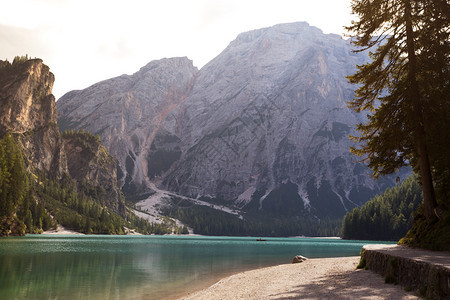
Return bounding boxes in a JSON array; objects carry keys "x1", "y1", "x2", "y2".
[
  {"x1": 138, "y1": 56, "x2": 197, "y2": 73},
  {"x1": 233, "y1": 22, "x2": 322, "y2": 44},
  {"x1": 57, "y1": 23, "x2": 403, "y2": 220},
  {"x1": 155, "y1": 22, "x2": 398, "y2": 217},
  {"x1": 0, "y1": 58, "x2": 66, "y2": 177},
  {"x1": 0, "y1": 58, "x2": 57, "y2": 135},
  {"x1": 58, "y1": 56, "x2": 198, "y2": 198}
]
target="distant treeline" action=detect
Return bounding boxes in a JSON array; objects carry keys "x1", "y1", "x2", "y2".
[
  {"x1": 163, "y1": 198, "x2": 342, "y2": 237},
  {"x1": 341, "y1": 174, "x2": 422, "y2": 241}
]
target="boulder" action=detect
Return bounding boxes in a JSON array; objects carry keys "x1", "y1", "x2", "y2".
[{"x1": 292, "y1": 255, "x2": 308, "y2": 263}]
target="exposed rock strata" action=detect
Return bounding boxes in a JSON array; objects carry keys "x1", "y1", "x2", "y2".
[
  {"x1": 0, "y1": 58, "x2": 67, "y2": 178},
  {"x1": 58, "y1": 57, "x2": 198, "y2": 199}
]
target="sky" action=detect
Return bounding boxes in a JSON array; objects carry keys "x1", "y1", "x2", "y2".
[{"x1": 0, "y1": 0, "x2": 353, "y2": 99}]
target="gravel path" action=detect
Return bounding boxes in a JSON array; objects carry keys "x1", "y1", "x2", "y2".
[{"x1": 181, "y1": 256, "x2": 419, "y2": 300}]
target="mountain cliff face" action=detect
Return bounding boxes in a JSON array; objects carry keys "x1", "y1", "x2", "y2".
[
  {"x1": 57, "y1": 22, "x2": 402, "y2": 220},
  {"x1": 0, "y1": 58, "x2": 125, "y2": 221},
  {"x1": 61, "y1": 131, "x2": 123, "y2": 211},
  {"x1": 0, "y1": 58, "x2": 67, "y2": 178},
  {"x1": 0, "y1": 57, "x2": 192, "y2": 236},
  {"x1": 159, "y1": 23, "x2": 376, "y2": 218},
  {"x1": 58, "y1": 57, "x2": 198, "y2": 199}
]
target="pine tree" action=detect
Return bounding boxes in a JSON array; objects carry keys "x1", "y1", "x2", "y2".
[
  {"x1": 0, "y1": 134, "x2": 27, "y2": 218},
  {"x1": 341, "y1": 175, "x2": 422, "y2": 240},
  {"x1": 0, "y1": 134, "x2": 29, "y2": 235},
  {"x1": 346, "y1": 0, "x2": 449, "y2": 221}
]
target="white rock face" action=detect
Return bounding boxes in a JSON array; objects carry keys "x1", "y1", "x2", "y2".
[
  {"x1": 58, "y1": 22, "x2": 403, "y2": 218},
  {"x1": 58, "y1": 57, "x2": 198, "y2": 198}
]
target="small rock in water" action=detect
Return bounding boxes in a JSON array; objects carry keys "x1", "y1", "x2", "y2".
[{"x1": 292, "y1": 255, "x2": 308, "y2": 264}]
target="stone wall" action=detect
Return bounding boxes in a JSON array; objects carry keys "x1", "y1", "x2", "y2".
[{"x1": 361, "y1": 244, "x2": 450, "y2": 299}]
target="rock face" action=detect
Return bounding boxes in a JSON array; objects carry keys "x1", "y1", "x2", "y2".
[
  {"x1": 57, "y1": 22, "x2": 402, "y2": 219},
  {"x1": 0, "y1": 58, "x2": 67, "y2": 178},
  {"x1": 159, "y1": 22, "x2": 382, "y2": 218},
  {"x1": 0, "y1": 58, "x2": 124, "y2": 213},
  {"x1": 62, "y1": 131, "x2": 123, "y2": 211},
  {"x1": 58, "y1": 57, "x2": 198, "y2": 199}
]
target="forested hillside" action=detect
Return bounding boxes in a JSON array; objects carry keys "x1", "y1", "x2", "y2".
[
  {"x1": 0, "y1": 57, "x2": 176, "y2": 236},
  {"x1": 164, "y1": 202, "x2": 342, "y2": 237},
  {"x1": 341, "y1": 175, "x2": 422, "y2": 241},
  {"x1": 0, "y1": 131, "x2": 171, "y2": 235}
]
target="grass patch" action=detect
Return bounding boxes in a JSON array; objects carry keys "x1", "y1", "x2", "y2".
[{"x1": 356, "y1": 250, "x2": 367, "y2": 269}]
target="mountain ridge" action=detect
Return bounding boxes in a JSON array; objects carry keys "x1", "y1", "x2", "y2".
[
  {"x1": 57, "y1": 22, "x2": 406, "y2": 229},
  {"x1": 58, "y1": 57, "x2": 198, "y2": 199}
]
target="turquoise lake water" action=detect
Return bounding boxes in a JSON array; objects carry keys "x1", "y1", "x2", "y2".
[{"x1": 0, "y1": 235, "x2": 395, "y2": 299}]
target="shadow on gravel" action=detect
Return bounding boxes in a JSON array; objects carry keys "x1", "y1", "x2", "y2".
[{"x1": 270, "y1": 268, "x2": 418, "y2": 300}]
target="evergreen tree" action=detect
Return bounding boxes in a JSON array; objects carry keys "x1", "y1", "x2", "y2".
[
  {"x1": 0, "y1": 135, "x2": 26, "y2": 216},
  {"x1": 342, "y1": 175, "x2": 422, "y2": 240},
  {"x1": 346, "y1": 0, "x2": 449, "y2": 221},
  {"x1": 0, "y1": 134, "x2": 29, "y2": 235}
]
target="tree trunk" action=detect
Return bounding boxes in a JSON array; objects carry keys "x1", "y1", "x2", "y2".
[{"x1": 404, "y1": 0, "x2": 438, "y2": 221}]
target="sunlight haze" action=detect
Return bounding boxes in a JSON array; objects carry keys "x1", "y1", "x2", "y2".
[{"x1": 0, "y1": 0, "x2": 352, "y2": 98}]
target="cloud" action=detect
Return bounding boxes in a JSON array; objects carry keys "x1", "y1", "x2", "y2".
[{"x1": 0, "y1": 0, "x2": 352, "y2": 99}]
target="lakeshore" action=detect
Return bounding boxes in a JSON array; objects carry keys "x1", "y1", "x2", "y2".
[
  {"x1": 0, "y1": 235, "x2": 399, "y2": 299},
  {"x1": 42, "y1": 224, "x2": 84, "y2": 235},
  {"x1": 181, "y1": 256, "x2": 419, "y2": 300}
]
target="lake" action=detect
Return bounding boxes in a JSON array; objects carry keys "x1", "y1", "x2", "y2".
[{"x1": 0, "y1": 235, "x2": 394, "y2": 299}]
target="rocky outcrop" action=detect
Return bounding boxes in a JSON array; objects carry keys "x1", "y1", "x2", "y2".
[
  {"x1": 361, "y1": 244, "x2": 450, "y2": 299},
  {"x1": 0, "y1": 58, "x2": 67, "y2": 178},
  {"x1": 157, "y1": 23, "x2": 373, "y2": 217},
  {"x1": 62, "y1": 131, "x2": 124, "y2": 211},
  {"x1": 0, "y1": 57, "x2": 125, "y2": 213},
  {"x1": 57, "y1": 22, "x2": 405, "y2": 219}
]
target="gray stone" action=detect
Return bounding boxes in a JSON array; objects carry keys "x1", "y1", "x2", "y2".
[
  {"x1": 57, "y1": 22, "x2": 406, "y2": 219},
  {"x1": 292, "y1": 255, "x2": 308, "y2": 263},
  {"x1": 361, "y1": 244, "x2": 450, "y2": 300},
  {"x1": 57, "y1": 57, "x2": 198, "y2": 199}
]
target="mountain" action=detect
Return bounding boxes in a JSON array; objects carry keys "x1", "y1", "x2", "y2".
[
  {"x1": 156, "y1": 22, "x2": 398, "y2": 219},
  {"x1": 58, "y1": 57, "x2": 198, "y2": 199},
  {"x1": 57, "y1": 22, "x2": 405, "y2": 232},
  {"x1": 0, "y1": 57, "x2": 166, "y2": 235},
  {"x1": 0, "y1": 57, "x2": 67, "y2": 179},
  {"x1": 61, "y1": 130, "x2": 124, "y2": 212},
  {"x1": 0, "y1": 57, "x2": 124, "y2": 208}
]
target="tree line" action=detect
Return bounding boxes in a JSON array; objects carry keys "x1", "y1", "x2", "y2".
[
  {"x1": 163, "y1": 200, "x2": 342, "y2": 237},
  {"x1": 346, "y1": 0, "x2": 449, "y2": 248},
  {"x1": 341, "y1": 175, "x2": 422, "y2": 241}
]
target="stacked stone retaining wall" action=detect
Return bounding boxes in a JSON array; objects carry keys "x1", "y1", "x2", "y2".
[{"x1": 361, "y1": 244, "x2": 450, "y2": 299}]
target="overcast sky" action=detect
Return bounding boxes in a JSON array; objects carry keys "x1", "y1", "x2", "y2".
[{"x1": 1, "y1": 0, "x2": 353, "y2": 99}]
